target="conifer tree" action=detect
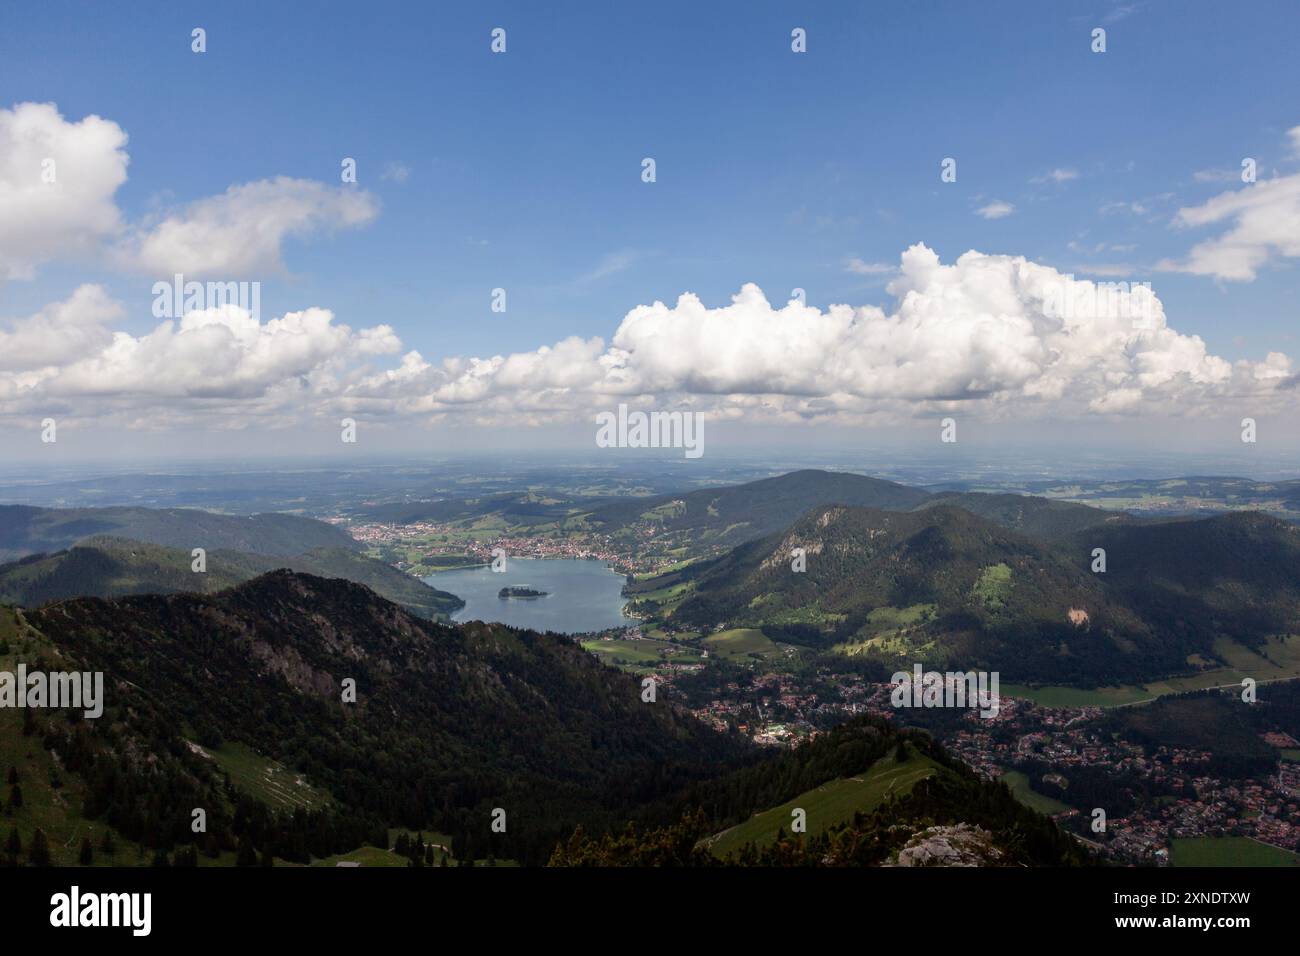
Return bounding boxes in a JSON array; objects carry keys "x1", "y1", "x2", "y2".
[{"x1": 28, "y1": 828, "x2": 51, "y2": 866}]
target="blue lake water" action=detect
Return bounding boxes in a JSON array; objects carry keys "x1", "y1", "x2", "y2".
[{"x1": 425, "y1": 558, "x2": 632, "y2": 634}]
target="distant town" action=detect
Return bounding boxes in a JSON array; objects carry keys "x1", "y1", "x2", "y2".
[
  {"x1": 625, "y1": 638, "x2": 1300, "y2": 866},
  {"x1": 340, "y1": 519, "x2": 681, "y2": 575}
]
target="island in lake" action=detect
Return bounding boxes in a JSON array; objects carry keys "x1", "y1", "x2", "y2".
[{"x1": 498, "y1": 585, "x2": 549, "y2": 600}]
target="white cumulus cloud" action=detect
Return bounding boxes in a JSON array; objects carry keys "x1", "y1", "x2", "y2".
[
  {"x1": 0, "y1": 102, "x2": 129, "y2": 279},
  {"x1": 1160, "y1": 171, "x2": 1300, "y2": 281},
  {"x1": 0, "y1": 293, "x2": 400, "y2": 424},
  {"x1": 0, "y1": 102, "x2": 380, "y2": 284},
  {"x1": 0, "y1": 284, "x2": 121, "y2": 372},
  {"x1": 976, "y1": 200, "x2": 1015, "y2": 220},
  {"x1": 344, "y1": 244, "x2": 1292, "y2": 427},
  {"x1": 123, "y1": 177, "x2": 379, "y2": 279},
  {"x1": 2, "y1": 245, "x2": 1292, "y2": 430}
]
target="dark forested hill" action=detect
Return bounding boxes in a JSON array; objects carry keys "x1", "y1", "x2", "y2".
[
  {"x1": 13, "y1": 571, "x2": 748, "y2": 865},
  {"x1": 914, "y1": 491, "x2": 1133, "y2": 540},
  {"x1": 1069, "y1": 511, "x2": 1300, "y2": 649},
  {"x1": 0, "y1": 504, "x2": 358, "y2": 563},
  {"x1": 0, "y1": 536, "x2": 463, "y2": 619}
]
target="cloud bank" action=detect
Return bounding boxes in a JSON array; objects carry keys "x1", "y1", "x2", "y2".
[
  {"x1": 2, "y1": 244, "x2": 1291, "y2": 430},
  {"x1": 3, "y1": 101, "x2": 1295, "y2": 437}
]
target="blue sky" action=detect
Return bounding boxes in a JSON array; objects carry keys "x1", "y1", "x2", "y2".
[{"x1": 1, "y1": 0, "x2": 1298, "y2": 459}]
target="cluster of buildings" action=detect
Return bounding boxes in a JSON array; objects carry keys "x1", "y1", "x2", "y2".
[
  {"x1": 652, "y1": 661, "x2": 1300, "y2": 865},
  {"x1": 1109, "y1": 775, "x2": 1300, "y2": 862},
  {"x1": 341, "y1": 519, "x2": 643, "y2": 572}
]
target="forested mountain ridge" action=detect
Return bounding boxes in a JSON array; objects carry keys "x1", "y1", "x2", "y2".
[
  {"x1": 649, "y1": 503, "x2": 1300, "y2": 685},
  {"x1": 0, "y1": 536, "x2": 463, "y2": 620},
  {"x1": 1068, "y1": 511, "x2": 1300, "y2": 649},
  {"x1": 915, "y1": 491, "x2": 1132, "y2": 540},
  {"x1": 0, "y1": 504, "x2": 358, "y2": 563},
  {"x1": 8, "y1": 571, "x2": 750, "y2": 865}
]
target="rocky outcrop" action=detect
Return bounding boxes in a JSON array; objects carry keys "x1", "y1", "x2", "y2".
[{"x1": 887, "y1": 823, "x2": 1005, "y2": 867}]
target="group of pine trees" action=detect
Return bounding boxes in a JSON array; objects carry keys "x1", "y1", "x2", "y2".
[
  {"x1": 3, "y1": 759, "x2": 122, "y2": 866},
  {"x1": 20, "y1": 573, "x2": 748, "y2": 868},
  {"x1": 7, "y1": 704, "x2": 390, "y2": 868},
  {"x1": 3, "y1": 824, "x2": 52, "y2": 867}
]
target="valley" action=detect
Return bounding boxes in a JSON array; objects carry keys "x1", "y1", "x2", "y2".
[{"x1": 3, "y1": 464, "x2": 1300, "y2": 869}]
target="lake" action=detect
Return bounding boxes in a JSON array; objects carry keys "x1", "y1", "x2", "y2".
[{"x1": 425, "y1": 557, "x2": 633, "y2": 634}]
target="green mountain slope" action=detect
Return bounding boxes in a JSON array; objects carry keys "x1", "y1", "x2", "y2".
[
  {"x1": 7, "y1": 572, "x2": 747, "y2": 866},
  {"x1": 704, "y1": 745, "x2": 942, "y2": 858},
  {"x1": 0, "y1": 537, "x2": 463, "y2": 620},
  {"x1": 650, "y1": 502, "x2": 1300, "y2": 685},
  {"x1": 664, "y1": 504, "x2": 1147, "y2": 679}
]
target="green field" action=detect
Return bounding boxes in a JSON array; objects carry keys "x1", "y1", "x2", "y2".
[
  {"x1": 644, "y1": 625, "x2": 701, "y2": 641},
  {"x1": 829, "y1": 604, "x2": 938, "y2": 659},
  {"x1": 973, "y1": 563, "x2": 1013, "y2": 609},
  {"x1": 1000, "y1": 770, "x2": 1071, "y2": 815},
  {"x1": 1170, "y1": 836, "x2": 1300, "y2": 867},
  {"x1": 309, "y1": 846, "x2": 412, "y2": 867},
  {"x1": 862, "y1": 603, "x2": 936, "y2": 631},
  {"x1": 704, "y1": 747, "x2": 940, "y2": 859},
  {"x1": 702, "y1": 627, "x2": 781, "y2": 659},
  {"x1": 581, "y1": 636, "x2": 704, "y2": 670},
  {"x1": 1001, "y1": 683, "x2": 1154, "y2": 707},
  {"x1": 312, "y1": 830, "x2": 518, "y2": 867},
  {"x1": 201, "y1": 742, "x2": 332, "y2": 812},
  {"x1": 629, "y1": 579, "x2": 696, "y2": 605}
]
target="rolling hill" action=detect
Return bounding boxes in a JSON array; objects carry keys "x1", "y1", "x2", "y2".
[
  {"x1": 915, "y1": 491, "x2": 1133, "y2": 540},
  {"x1": 1069, "y1": 511, "x2": 1300, "y2": 648},
  {"x1": 584, "y1": 469, "x2": 931, "y2": 557},
  {"x1": 659, "y1": 503, "x2": 1145, "y2": 681},
  {"x1": 0, "y1": 536, "x2": 464, "y2": 620},
  {"x1": 0, "y1": 504, "x2": 358, "y2": 564}
]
